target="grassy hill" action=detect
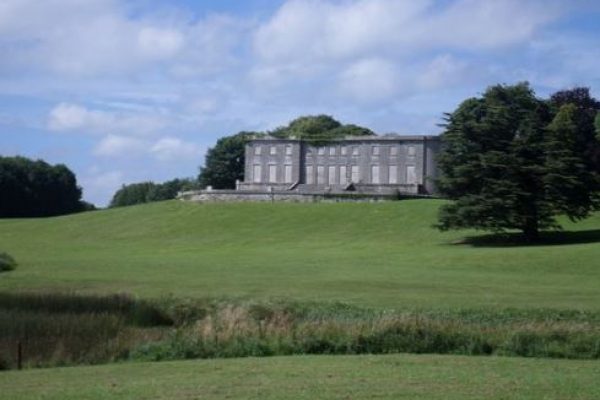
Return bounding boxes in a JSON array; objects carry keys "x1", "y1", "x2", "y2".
[{"x1": 1, "y1": 199, "x2": 599, "y2": 310}]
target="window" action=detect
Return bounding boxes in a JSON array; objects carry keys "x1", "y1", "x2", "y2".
[
  {"x1": 317, "y1": 147, "x2": 325, "y2": 155},
  {"x1": 352, "y1": 146, "x2": 359, "y2": 156},
  {"x1": 390, "y1": 146, "x2": 398, "y2": 156},
  {"x1": 254, "y1": 146, "x2": 261, "y2": 155},
  {"x1": 329, "y1": 147, "x2": 336, "y2": 156},
  {"x1": 371, "y1": 165, "x2": 380, "y2": 184},
  {"x1": 339, "y1": 166, "x2": 347, "y2": 184},
  {"x1": 270, "y1": 146, "x2": 277, "y2": 155},
  {"x1": 305, "y1": 166, "x2": 314, "y2": 184},
  {"x1": 253, "y1": 165, "x2": 262, "y2": 183},
  {"x1": 407, "y1": 146, "x2": 416, "y2": 157},
  {"x1": 406, "y1": 165, "x2": 417, "y2": 184},
  {"x1": 269, "y1": 165, "x2": 277, "y2": 183},
  {"x1": 285, "y1": 145, "x2": 292, "y2": 155},
  {"x1": 388, "y1": 166, "x2": 398, "y2": 184},
  {"x1": 317, "y1": 166, "x2": 325, "y2": 184},
  {"x1": 284, "y1": 165, "x2": 292, "y2": 183},
  {"x1": 351, "y1": 165, "x2": 360, "y2": 182},
  {"x1": 372, "y1": 146, "x2": 380, "y2": 156},
  {"x1": 328, "y1": 166, "x2": 336, "y2": 185},
  {"x1": 341, "y1": 146, "x2": 347, "y2": 155}
]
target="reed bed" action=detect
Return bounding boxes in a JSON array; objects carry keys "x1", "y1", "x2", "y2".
[
  {"x1": 0, "y1": 292, "x2": 171, "y2": 369},
  {"x1": 131, "y1": 299, "x2": 600, "y2": 361},
  {"x1": 1, "y1": 293, "x2": 599, "y2": 370}
]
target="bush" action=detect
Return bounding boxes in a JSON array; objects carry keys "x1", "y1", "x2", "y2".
[{"x1": 0, "y1": 252, "x2": 17, "y2": 272}]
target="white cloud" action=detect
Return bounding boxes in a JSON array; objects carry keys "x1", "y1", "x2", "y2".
[
  {"x1": 255, "y1": 0, "x2": 560, "y2": 64},
  {"x1": 432, "y1": 0, "x2": 560, "y2": 49},
  {"x1": 138, "y1": 27, "x2": 184, "y2": 59},
  {"x1": 47, "y1": 103, "x2": 166, "y2": 136},
  {"x1": 0, "y1": 0, "x2": 242, "y2": 77},
  {"x1": 338, "y1": 58, "x2": 400, "y2": 103},
  {"x1": 150, "y1": 137, "x2": 202, "y2": 162},
  {"x1": 252, "y1": 0, "x2": 562, "y2": 101},
  {"x1": 93, "y1": 133, "x2": 202, "y2": 161},
  {"x1": 93, "y1": 134, "x2": 146, "y2": 157},
  {"x1": 47, "y1": 103, "x2": 91, "y2": 131},
  {"x1": 254, "y1": 0, "x2": 429, "y2": 63},
  {"x1": 417, "y1": 55, "x2": 468, "y2": 90},
  {"x1": 168, "y1": 15, "x2": 244, "y2": 78}
]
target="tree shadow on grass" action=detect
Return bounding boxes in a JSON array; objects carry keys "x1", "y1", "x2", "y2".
[{"x1": 452, "y1": 229, "x2": 600, "y2": 248}]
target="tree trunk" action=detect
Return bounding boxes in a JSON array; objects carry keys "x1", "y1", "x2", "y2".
[{"x1": 522, "y1": 218, "x2": 540, "y2": 243}]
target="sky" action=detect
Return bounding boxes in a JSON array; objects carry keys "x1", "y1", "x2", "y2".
[{"x1": 1, "y1": 0, "x2": 600, "y2": 206}]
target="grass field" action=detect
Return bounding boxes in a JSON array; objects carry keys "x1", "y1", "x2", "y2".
[
  {"x1": 1, "y1": 200, "x2": 599, "y2": 310},
  {"x1": 1, "y1": 354, "x2": 599, "y2": 400},
  {"x1": 1, "y1": 200, "x2": 599, "y2": 397}
]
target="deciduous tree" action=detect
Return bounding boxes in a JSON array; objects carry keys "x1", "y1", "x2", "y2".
[
  {"x1": 198, "y1": 132, "x2": 260, "y2": 189},
  {"x1": 0, "y1": 156, "x2": 86, "y2": 217}
]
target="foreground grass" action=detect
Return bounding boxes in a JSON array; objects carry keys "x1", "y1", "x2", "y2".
[
  {"x1": 1, "y1": 354, "x2": 599, "y2": 400},
  {"x1": 1, "y1": 200, "x2": 599, "y2": 310}
]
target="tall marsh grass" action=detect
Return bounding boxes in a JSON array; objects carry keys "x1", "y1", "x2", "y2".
[
  {"x1": 131, "y1": 299, "x2": 600, "y2": 362},
  {"x1": 0, "y1": 292, "x2": 172, "y2": 369},
  {"x1": 1, "y1": 293, "x2": 599, "y2": 370}
]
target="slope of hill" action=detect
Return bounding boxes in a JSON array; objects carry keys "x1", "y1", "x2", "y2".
[{"x1": 1, "y1": 200, "x2": 599, "y2": 310}]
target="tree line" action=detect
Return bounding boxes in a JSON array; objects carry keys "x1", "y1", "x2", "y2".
[
  {"x1": 0, "y1": 156, "x2": 92, "y2": 218},
  {"x1": 108, "y1": 179, "x2": 197, "y2": 208}
]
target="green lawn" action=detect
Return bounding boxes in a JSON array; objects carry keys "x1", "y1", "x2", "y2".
[
  {"x1": 0, "y1": 200, "x2": 599, "y2": 309},
  {"x1": 1, "y1": 354, "x2": 599, "y2": 400}
]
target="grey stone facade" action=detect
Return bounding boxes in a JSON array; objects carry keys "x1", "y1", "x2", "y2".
[{"x1": 238, "y1": 135, "x2": 441, "y2": 195}]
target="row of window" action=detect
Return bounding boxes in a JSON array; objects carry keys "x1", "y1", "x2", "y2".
[
  {"x1": 307, "y1": 165, "x2": 417, "y2": 185},
  {"x1": 253, "y1": 165, "x2": 294, "y2": 184},
  {"x1": 252, "y1": 164, "x2": 418, "y2": 185},
  {"x1": 253, "y1": 145, "x2": 417, "y2": 157},
  {"x1": 254, "y1": 145, "x2": 294, "y2": 156}
]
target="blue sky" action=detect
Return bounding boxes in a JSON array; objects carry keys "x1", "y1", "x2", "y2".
[{"x1": 1, "y1": 0, "x2": 600, "y2": 206}]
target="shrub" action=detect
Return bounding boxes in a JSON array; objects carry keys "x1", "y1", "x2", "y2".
[{"x1": 0, "y1": 252, "x2": 17, "y2": 272}]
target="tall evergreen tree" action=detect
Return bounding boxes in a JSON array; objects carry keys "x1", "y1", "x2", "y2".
[
  {"x1": 437, "y1": 83, "x2": 600, "y2": 242},
  {"x1": 544, "y1": 104, "x2": 599, "y2": 221},
  {"x1": 549, "y1": 87, "x2": 600, "y2": 174}
]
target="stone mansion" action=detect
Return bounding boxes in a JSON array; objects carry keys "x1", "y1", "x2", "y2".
[{"x1": 237, "y1": 135, "x2": 441, "y2": 195}]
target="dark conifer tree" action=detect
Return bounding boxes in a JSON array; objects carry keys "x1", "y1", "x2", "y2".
[
  {"x1": 437, "y1": 83, "x2": 600, "y2": 241},
  {"x1": 544, "y1": 104, "x2": 599, "y2": 221}
]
